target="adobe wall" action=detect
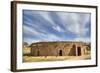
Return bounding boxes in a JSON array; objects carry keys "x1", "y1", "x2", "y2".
[{"x1": 30, "y1": 42, "x2": 88, "y2": 56}]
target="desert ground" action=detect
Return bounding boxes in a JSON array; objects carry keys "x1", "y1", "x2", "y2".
[{"x1": 23, "y1": 55, "x2": 91, "y2": 62}]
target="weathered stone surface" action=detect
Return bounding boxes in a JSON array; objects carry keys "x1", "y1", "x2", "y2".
[{"x1": 28, "y1": 41, "x2": 90, "y2": 56}]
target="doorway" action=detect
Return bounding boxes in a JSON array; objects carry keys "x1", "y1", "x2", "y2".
[
  {"x1": 37, "y1": 50, "x2": 40, "y2": 56},
  {"x1": 59, "y1": 50, "x2": 62, "y2": 56},
  {"x1": 77, "y1": 47, "x2": 81, "y2": 56}
]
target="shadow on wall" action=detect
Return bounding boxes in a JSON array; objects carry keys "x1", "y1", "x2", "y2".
[{"x1": 68, "y1": 44, "x2": 82, "y2": 56}]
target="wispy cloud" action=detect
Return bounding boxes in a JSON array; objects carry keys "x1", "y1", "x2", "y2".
[
  {"x1": 23, "y1": 10, "x2": 91, "y2": 44},
  {"x1": 56, "y1": 12, "x2": 91, "y2": 36}
]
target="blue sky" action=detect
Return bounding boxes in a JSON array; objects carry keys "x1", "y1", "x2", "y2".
[{"x1": 23, "y1": 10, "x2": 91, "y2": 44}]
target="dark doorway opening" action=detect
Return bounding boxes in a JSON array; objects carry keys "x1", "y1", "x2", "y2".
[
  {"x1": 59, "y1": 50, "x2": 62, "y2": 56},
  {"x1": 72, "y1": 44, "x2": 76, "y2": 56},
  {"x1": 37, "y1": 50, "x2": 40, "y2": 56},
  {"x1": 77, "y1": 47, "x2": 81, "y2": 56}
]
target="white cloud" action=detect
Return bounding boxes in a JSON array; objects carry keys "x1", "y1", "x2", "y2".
[
  {"x1": 24, "y1": 37, "x2": 41, "y2": 44},
  {"x1": 31, "y1": 11, "x2": 57, "y2": 27},
  {"x1": 26, "y1": 11, "x2": 90, "y2": 36},
  {"x1": 23, "y1": 11, "x2": 91, "y2": 43},
  {"x1": 35, "y1": 11, "x2": 66, "y2": 33},
  {"x1": 38, "y1": 12, "x2": 55, "y2": 25},
  {"x1": 36, "y1": 33, "x2": 63, "y2": 42},
  {"x1": 74, "y1": 37, "x2": 91, "y2": 42},
  {"x1": 24, "y1": 19, "x2": 49, "y2": 34},
  {"x1": 24, "y1": 33, "x2": 62, "y2": 43},
  {"x1": 53, "y1": 25, "x2": 64, "y2": 32},
  {"x1": 56, "y1": 12, "x2": 90, "y2": 36},
  {"x1": 24, "y1": 25, "x2": 39, "y2": 35}
]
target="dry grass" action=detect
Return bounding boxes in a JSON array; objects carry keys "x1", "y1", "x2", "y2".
[{"x1": 23, "y1": 55, "x2": 91, "y2": 62}]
